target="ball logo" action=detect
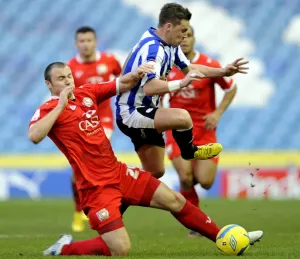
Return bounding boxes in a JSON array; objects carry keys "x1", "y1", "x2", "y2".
[
  {"x1": 229, "y1": 235, "x2": 237, "y2": 251},
  {"x1": 82, "y1": 97, "x2": 93, "y2": 107}
]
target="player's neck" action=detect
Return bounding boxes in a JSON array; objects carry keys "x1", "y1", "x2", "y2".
[
  {"x1": 155, "y1": 28, "x2": 170, "y2": 45},
  {"x1": 79, "y1": 51, "x2": 97, "y2": 63},
  {"x1": 186, "y1": 50, "x2": 196, "y2": 62}
]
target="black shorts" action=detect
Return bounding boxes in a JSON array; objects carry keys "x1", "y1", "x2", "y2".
[{"x1": 116, "y1": 107, "x2": 165, "y2": 151}]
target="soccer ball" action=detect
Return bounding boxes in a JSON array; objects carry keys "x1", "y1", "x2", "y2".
[{"x1": 216, "y1": 224, "x2": 250, "y2": 256}]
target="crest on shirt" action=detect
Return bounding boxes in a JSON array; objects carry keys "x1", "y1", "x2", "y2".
[
  {"x1": 82, "y1": 97, "x2": 94, "y2": 107},
  {"x1": 97, "y1": 64, "x2": 108, "y2": 75},
  {"x1": 168, "y1": 71, "x2": 177, "y2": 80},
  {"x1": 75, "y1": 71, "x2": 83, "y2": 78},
  {"x1": 96, "y1": 208, "x2": 110, "y2": 222}
]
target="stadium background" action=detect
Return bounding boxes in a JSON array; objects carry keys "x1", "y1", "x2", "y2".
[{"x1": 1, "y1": 0, "x2": 300, "y2": 201}]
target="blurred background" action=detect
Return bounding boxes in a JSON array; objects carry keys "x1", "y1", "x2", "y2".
[{"x1": 0, "y1": 0, "x2": 300, "y2": 200}]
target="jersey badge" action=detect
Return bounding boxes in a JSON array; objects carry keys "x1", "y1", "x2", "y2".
[
  {"x1": 82, "y1": 97, "x2": 94, "y2": 107},
  {"x1": 97, "y1": 64, "x2": 108, "y2": 75}
]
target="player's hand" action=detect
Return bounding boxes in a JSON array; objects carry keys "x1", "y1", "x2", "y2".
[
  {"x1": 203, "y1": 111, "x2": 221, "y2": 130},
  {"x1": 223, "y1": 58, "x2": 249, "y2": 76},
  {"x1": 136, "y1": 64, "x2": 155, "y2": 78},
  {"x1": 180, "y1": 70, "x2": 204, "y2": 88},
  {"x1": 57, "y1": 86, "x2": 75, "y2": 110}
]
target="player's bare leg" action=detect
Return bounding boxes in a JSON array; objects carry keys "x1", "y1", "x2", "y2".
[
  {"x1": 154, "y1": 108, "x2": 222, "y2": 160},
  {"x1": 137, "y1": 144, "x2": 165, "y2": 178},
  {"x1": 101, "y1": 227, "x2": 131, "y2": 256},
  {"x1": 194, "y1": 159, "x2": 218, "y2": 190},
  {"x1": 171, "y1": 157, "x2": 199, "y2": 206}
]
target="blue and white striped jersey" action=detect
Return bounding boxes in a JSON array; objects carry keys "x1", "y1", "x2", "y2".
[{"x1": 116, "y1": 27, "x2": 190, "y2": 121}]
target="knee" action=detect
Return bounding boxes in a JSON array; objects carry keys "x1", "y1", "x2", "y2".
[
  {"x1": 151, "y1": 169, "x2": 165, "y2": 179},
  {"x1": 199, "y1": 179, "x2": 214, "y2": 190},
  {"x1": 112, "y1": 241, "x2": 131, "y2": 256},
  {"x1": 177, "y1": 109, "x2": 192, "y2": 129}
]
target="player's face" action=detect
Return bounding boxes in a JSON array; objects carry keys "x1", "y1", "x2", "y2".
[
  {"x1": 180, "y1": 26, "x2": 195, "y2": 55},
  {"x1": 47, "y1": 66, "x2": 75, "y2": 95},
  {"x1": 168, "y1": 19, "x2": 190, "y2": 47},
  {"x1": 76, "y1": 32, "x2": 97, "y2": 57}
]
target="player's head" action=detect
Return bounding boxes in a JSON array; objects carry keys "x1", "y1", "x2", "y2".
[
  {"x1": 44, "y1": 62, "x2": 75, "y2": 95},
  {"x1": 180, "y1": 25, "x2": 195, "y2": 55},
  {"x1": 75, "y1": 26, "x2": 97, "y2": 58},
  {"x1": 158, "y1": 3, "x2": 191, "y2": 46}
]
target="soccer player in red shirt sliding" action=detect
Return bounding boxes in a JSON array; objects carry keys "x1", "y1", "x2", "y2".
[
  {"x1": 165, "y1": 25, "x2": 237, "y2": 238},
  {"x1": 68, "y1": 26, "x2": 122, "y2": 232},
  {"x1": 28, "y1": 62, "x2": 262, "y2": 256}
]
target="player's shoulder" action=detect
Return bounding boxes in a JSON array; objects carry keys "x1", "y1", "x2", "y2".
[
  {"x1": 100, "y1": 52, "x2": 114, "y2": 58},
  {"x1": 32, "y1": 98, "x2": 58, "y2": 116},
  {"x1": 194, "y1": 52, "x2": 221, "y2": 68},
  {"x1": 67, "y1": 56, "x2": 79, "y2": 67},
  {"x1": 98, "y1": 51, "x2": 119, "y2": 62},
  {"x1": 41, "y1": 98, "x2": 58, "y2": 109}
]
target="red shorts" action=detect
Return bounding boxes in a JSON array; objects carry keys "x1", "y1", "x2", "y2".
[
  {"x1": 165, "y1": 127, "x2": 219, "y2": 164},
  {"x1": 78, "y1": 166, "x2": 160, "y2": 234}
]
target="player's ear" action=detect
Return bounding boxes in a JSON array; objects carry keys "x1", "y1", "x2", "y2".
[
  {"x1": 45, "y1": 80, "x2": 52, "y2": 90},
  {"x1": 165, "y1": 23, "x2": 172, "y2": 32}
]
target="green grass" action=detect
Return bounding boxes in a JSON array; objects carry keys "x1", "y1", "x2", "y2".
[{"x1": 0, "y1": 199, "x2": 299, "y2": 258}]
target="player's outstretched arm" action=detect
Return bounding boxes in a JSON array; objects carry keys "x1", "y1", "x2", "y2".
[
  {"x1": 143, "y1": 70, "x2": 203, "y2": 96},
  {"x1": 118, "y1": 64, "x2": 155, "y2": 93},
  {"x1": 185, "y1": 58, "x2": 249, "y2": 78},
  {"x1": 28, "y1": 86, "x2": 74, "y2": 144}
]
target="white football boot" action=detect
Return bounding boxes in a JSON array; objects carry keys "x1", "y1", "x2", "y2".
[
  {"x1": 43, "y1": 234, "x2": 73, "y2": 256},
  {"x1": 248, "y1": 230, "x2": 263, "y2": 245}
]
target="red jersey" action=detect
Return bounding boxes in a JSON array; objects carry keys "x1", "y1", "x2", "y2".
[
  {"x1": 68, "y1": 51, "x2": 122, "y2": 128},
  {"x1": 29, "y1": 79, "x2": 126, "y2": 190},
  {"x1": 167, "y1": 51, "x2": 235, "y2": 127}
]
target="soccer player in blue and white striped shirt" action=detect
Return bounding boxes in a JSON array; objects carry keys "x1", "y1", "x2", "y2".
[{"x1": 116, "y1": 3, "x2": 249, "y2": 179}]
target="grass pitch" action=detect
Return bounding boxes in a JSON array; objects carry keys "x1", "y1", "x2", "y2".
[{"x1": 0, "y1": 199, "x2": 299, "y2": 258}]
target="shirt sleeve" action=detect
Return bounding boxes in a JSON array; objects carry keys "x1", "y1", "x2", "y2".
[
  {"x1": 28, "y1": 104, "x2": 55, "y2": 128},
  {"x1": 88, "y1": 79, "x2": 118, "y2": 104},
  {"x1": 174, "y1": 46, "x2": 190, "y2": 70},
  {"x1": 112, "y1": 56, "x2": 122, "y2": 77}
]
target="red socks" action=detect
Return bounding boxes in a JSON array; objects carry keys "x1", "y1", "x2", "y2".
[
  {"x1": 180, "y1": 187, "x2": 199, "y2": 207},
  {"x1": 172, "y1": 201, "x2": 220, "y2": 242},
  {"x1": 61, "y1": 236, "x2": 111, "y2": 256},
  {"x1": 71, "y1": 181, "x2": 81, "y2": 212}
]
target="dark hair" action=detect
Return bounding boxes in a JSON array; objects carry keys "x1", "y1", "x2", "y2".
[
  {"x1": 44, "y1": 62, "x2": 66, "y2": 82},
  {"x1": 75, "y1": 26, "x2": 96, "y2": 38},
  {"x1": 158, "y1": 3, "x2": 192, "y2": 26}
]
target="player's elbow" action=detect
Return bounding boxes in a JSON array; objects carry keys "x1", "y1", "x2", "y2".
[
  {"x1": 28, "y1": 129, "x2": 41, "y2": 144},
  {"x1": 28, "y1": 134, "x2": 40, "y2": 144}
]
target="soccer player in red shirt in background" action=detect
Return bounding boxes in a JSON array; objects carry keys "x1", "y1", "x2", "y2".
[
  {"x1": 68, "y1": 26, "x2": 122, "y2": 232},
  {"x1": 28, "y1": 62, "x2": 262, "y2": 256},
  {"x1": 165, "y1": 26, "x2": 237, "y2": 238}
]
